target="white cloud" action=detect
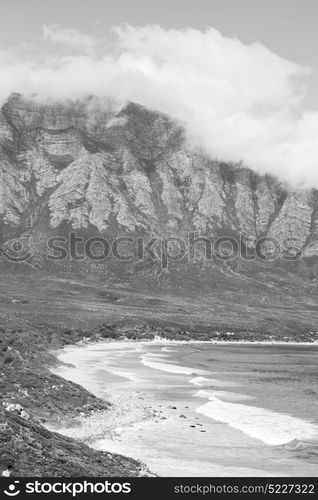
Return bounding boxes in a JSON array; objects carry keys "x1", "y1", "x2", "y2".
[
  {"x1": 0, "y1": 24, "x2": 317, "y2": 189},
  {"x1": 42, "y1": 25, "x2": 98, "y2": 53}
]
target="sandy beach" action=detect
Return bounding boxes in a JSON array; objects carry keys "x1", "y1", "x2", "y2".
[{"x1": 48, "y1": 340, "x2": 318, "y2": 477}]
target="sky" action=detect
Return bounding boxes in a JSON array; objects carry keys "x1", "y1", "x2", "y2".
[
  {"x1": 1, "y1": 0, "x2": 317, "y2": 98},
  {"x1": 0, "y1": 0, "x2": 318, "y2": 187}
]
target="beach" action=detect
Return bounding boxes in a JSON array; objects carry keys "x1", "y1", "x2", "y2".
[{"x1": 49, "y1": 341, "x2": 318, "y2": 477}]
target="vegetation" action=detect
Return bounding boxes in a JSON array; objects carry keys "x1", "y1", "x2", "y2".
[{"x1": 1, "y1": 271, "x2": 318, "y2": 476}]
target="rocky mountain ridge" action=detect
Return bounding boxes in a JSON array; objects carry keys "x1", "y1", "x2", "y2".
[{"x1": 0, "y1": 94, "x2": 318, "y2": 280}]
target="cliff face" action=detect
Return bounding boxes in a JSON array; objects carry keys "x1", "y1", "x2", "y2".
[{"x1": 0, "y1": 94, "x2": 317, "y2": 280}]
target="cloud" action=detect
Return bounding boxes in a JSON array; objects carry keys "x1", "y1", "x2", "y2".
[
  {"x1": 42, "y1": 24, "x2": 98, "y2": 53},
  {"x1": 0, "y1": 24, "x2": 317, "y2": 189}
]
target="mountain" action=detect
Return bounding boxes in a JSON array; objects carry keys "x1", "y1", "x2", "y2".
[{"x1": 0, "y1": 94, "x2": 318, "y2": 336}]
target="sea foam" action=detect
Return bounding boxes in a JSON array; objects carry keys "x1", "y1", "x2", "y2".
[
  {"x1": 141, "y1": 354, "x2": 207, "y2": 375},
  {"x1": 189, "y1": 376, "x2": 238, "y2": 387},
  {"x1": 195, "y1": 393, "x2": 318, "y2": 445}
]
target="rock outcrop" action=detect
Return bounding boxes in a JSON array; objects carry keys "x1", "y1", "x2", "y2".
[{"x1": 0, "y1": 94, "x2": 317, "y2": 282}]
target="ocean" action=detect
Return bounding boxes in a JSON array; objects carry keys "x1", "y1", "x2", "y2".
[{"x1": 52, "y1": 341, "x2": 318, "y2": 476}]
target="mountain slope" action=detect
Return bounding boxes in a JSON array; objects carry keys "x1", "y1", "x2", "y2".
[{"x1": 0, "y1": 94, "x2": 318, "y2": 287}]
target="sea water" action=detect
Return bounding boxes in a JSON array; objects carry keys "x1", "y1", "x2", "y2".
[{"x1": 53, "y1": 341, "x2": 318, "y2": 476}]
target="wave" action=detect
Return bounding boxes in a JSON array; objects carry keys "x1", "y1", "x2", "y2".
[
  {"x1": 140, "y1": 353, "x2": 207, "y2": 375},
  {"x1": 195, "y1": 394, "x2": 318, "y2": 446},
  {"x1": 195, "y1": 389, "x2": 255, "y2": 402},
  {"x1": 280, "y1": 439, "x2": 318, "y2": 461},
  {"x1": 189, "y1": 376, "x2": 238, "y2": 387},
  {"x1": 105, "y1": 369, "x2": 141, "y2": 382}
]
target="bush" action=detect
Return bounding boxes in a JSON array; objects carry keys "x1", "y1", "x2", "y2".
[{"x1": 4, "y1": 355, "x2": 14, "y2": 364}]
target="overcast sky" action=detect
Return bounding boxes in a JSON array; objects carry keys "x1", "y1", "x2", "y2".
[
  {"x1": 0, "y1": 0, "x2": 316, "y2": 58},
  {"x1": 1, "y1": 0, "x2": 317, "y2": 101},
  {"x1": 0, "y1": 0, "x2": 318, "y2": 187}
]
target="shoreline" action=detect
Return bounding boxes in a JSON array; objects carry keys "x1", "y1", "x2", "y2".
[
  {"x1": 51, "y1": 337, "x2": 318, "y2": 360},
  {"x1": 48, "y1": 339, "x2": 318, "y2": 477},
  {"x1": 49, "y1": 336, "x2": 318, "y2": 375}
]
